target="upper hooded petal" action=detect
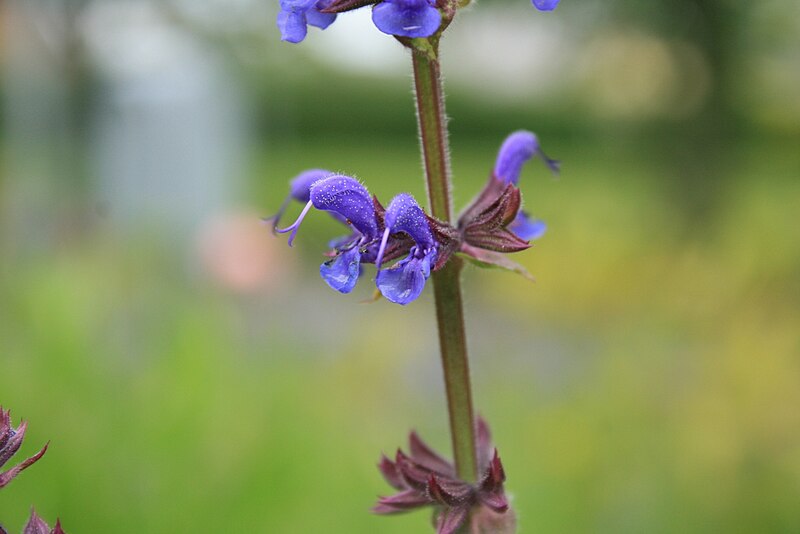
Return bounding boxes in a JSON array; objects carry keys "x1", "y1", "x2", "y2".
[
  {"x1": 289, "y1": 169, "x2": 331, "y2": 202},
  {"x1": 310, "y1": 175, "x2": 378, "y2": 239},
  {"x1": 384, "y1": 193, "x2": 435, "y2": 249},
  {"x1": 493, "y1": 131, "x2": 539, "y2": 185},
  {"x1": 372, "y1": 0, "x2": 441, "y2": 38}
]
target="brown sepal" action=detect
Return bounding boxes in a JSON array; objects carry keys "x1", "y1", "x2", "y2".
[
  {"x1": 459, "y1": 243, "x2": 536, "y2": 282},
  {"x1": 424, "y1": 214, "x2": 461, "y2": 271}
]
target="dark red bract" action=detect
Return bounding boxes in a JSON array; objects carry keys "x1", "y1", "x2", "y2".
[
  {"x1": 0, "y1": 408, "x2": 48, "y2": 490},
  {"x1": 374, "y1": 418, "x2": 513, "y2": 534}
]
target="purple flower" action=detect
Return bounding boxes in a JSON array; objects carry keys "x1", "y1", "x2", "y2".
[
  {"x1": 270, "y1": 132, "x2": 558, "y2": 301},
  {"x1": 532, "y1": 0, "x2": 559, "y2": 11},
  {"x1": 372, "y1": 0, "x2": 441, "y2": 38},
  {"x1": 277, "y1": 0, "x2": 337, "y2": 43},
  {"x1": 278, "y1": 174, "x2": 379, "y2": 293},
  {"x1": 375, "y1": 194, "x2": 438, "y2": 305},
  {"x1": 374, "y1": 418, "x2": 513, "y2": 534},
  {"x1": 0, "y1": 408, "x2": 48, "y2": 490},
  {"x1": 274, "y1": 175, "x2": 447, "y2": 304},
  {"x1": 489, "y1": 130, "x2": 558, "y2": 241}
]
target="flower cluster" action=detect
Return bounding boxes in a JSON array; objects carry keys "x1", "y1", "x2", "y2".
[
  {"x1": 267, "y1": 131, "x2": 557, "y2": 305},
  {"x1": 277, "y1": 0, "x2": 560, "y2": 43},
  {"x1": 374, "y1": 418, "x2": 515, "y2": 534}
]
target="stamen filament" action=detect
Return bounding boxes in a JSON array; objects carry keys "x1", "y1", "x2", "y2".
[
  {"x1": 276, "y1": 200, "x2": 314, "y2": 247},
  {"x1": 537, "y1": 148, "x2": 561, "y2": 175},
  {"x1": 262, "y1": 195, "x2": 292, "y2": 234},
  {"x1": 375, "y1": 227, "x2": 391, "y2": 271}
]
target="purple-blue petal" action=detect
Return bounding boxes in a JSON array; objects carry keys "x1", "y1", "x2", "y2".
[
  {"x1": 310, "y1": 175, "x2": 378, "y2": 240},
  {"x1": 532, "y1": 0, "x2": 559, "y2": 11},
  {"x1": 494, "y1": 131, "x2": 539, "y2": 185},
  {"x1": 509, "y1": 211, "x2": 546, "y2": 240},
  {"x1": 305, "y1": 8, "x2": 337, "y2": 29},
  {"x1": 376, "y1": 250, "x2": 435, "y2": 305},
  {"x1": 384, "y1": 193, "x2": 434, "y2": 249},
  {"x1": 277, "y1": 10, "x2": 309, "y2": 43},
  {"x1": 320, "y1": 246, "x2": 362, "y2": 293},
  {"x1": 290, "y1": 169, "x2": 331, "y2": 202},
  {"x1": 277, "y1": 0, "x2": 336, "y2": 43},
  {"x1": 372, "y1": 0, "x2": 441, "y2": 38}
]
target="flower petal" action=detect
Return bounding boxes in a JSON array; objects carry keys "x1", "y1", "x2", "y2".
[
  {"x1": 509, "y1": 211, "x2": 546, "y2": 240},
  {"x1": 319, "y1": 246, "x2": 362, "y2": 293},
  {"x1": 494, "y1": 131, "x2": 538, "y2": 185},
  {"x1": 305, "y1": 7, "x2": 337, "y2": 29},
  {"x1": 372, "y1": 0, "x2": 441, "y2": 38},
  {"x1": 289, "y1": 169, "x2": 331, "y2": 202},
  {"x1": 277, "y1": 10, "x2": 309, "y2": 43},
  {"x1": 532, "y1": 0, "x2": 559, "y2": 11},
  {"x1": 277, "y1": 0, "x2": 334, "y2": 42},
  {"x1": 494, "y1": 130, "x2": 559, "y2": 185},
  {"x1": 376, "y1": 251, "x2": 434, "y2": 305},
  {"x1": 310, "y1": 175, "x2": 378, "y2": 239},
  {"x1": 384, "y1": 193, "x2": 435, "y2": 249}
]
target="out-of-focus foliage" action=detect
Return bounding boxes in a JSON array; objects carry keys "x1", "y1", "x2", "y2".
[{"x1": 1, "y1": 0, "x2": 798, "y2": 532}]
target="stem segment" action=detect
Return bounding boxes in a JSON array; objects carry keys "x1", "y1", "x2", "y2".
[{"x1": 412, "y1": 43, "x2": 478, "y2": 483}]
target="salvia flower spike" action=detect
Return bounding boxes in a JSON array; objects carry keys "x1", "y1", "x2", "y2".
[
  {"x1": 270, "y1": 131, "x2": 556, "y2": 303},
  {"x1": 374, "y1": 418, "x2": 513, "y2": 534},
  {"x1": 0, "y1": 408, "x2": 48, "y2": 489}
]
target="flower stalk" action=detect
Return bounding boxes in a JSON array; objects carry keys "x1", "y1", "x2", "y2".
[{"x1": 411, "y1": 41, "x2": 478, "y2": 484}]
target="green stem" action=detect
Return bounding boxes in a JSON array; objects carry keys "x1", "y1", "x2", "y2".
[{"x1": 411, "y1": 43, "x2": 478, "y2": 484}]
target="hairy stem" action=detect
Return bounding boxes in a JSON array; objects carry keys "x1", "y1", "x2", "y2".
[{"x1": 412, "y1": 43, "x2": 478, "y2": 484}]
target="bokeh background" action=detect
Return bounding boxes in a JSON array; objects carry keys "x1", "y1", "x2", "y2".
[{"x1": 1, "y1": 0, "x2": 799, "y2": 532}]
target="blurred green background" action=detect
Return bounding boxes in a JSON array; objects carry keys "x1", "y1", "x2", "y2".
[{"x1": 1, "y1": 0, "x2": 799, "y2": 532}]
